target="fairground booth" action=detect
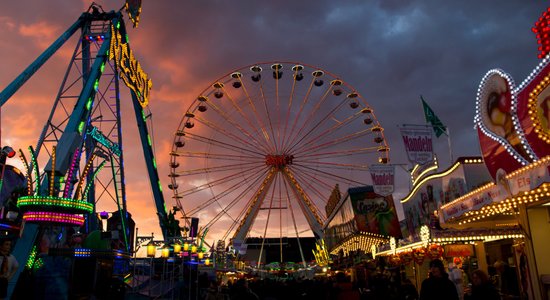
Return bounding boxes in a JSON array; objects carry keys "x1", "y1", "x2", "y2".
[
  {"x1": 323, "y1": 185, "x2": 402, "y2": 281},
  {"x1": 374, "y1": 156, "x2": 525, "y2": 291},
  {"x1": 438, "y1": 8, "x2": 550, "y2": 299}
]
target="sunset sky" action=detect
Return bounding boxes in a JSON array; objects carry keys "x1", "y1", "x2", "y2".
[{"x1": 0, "y1": 1, "x2": 548, "y2": 253}]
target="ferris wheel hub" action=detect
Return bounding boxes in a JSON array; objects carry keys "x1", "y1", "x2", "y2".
[{"x1": 265, "y1": 154, "x2": 294, "y2": 167}]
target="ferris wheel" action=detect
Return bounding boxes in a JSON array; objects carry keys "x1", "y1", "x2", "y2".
[{"x1": 169, "y1": 62, "x2": 389, "y2": 256}]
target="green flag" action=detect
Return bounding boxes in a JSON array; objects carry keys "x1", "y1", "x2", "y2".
[{"x1": 421, "y1": 96, "x2": 447, "y2": 138}]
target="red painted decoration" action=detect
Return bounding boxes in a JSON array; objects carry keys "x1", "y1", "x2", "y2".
[{"x1": 532, "y1": 7, "x2": 550, "y2": 59}]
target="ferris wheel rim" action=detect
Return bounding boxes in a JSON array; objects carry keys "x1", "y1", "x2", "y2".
[{"x1": 168, "y1": 61, "x2": 390, "y2": 253}]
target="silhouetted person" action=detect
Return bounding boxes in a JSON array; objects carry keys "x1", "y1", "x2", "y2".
[
  {"x1": 230, "y1": 278, "x2": 258, "y2": 300},
  {"x1": 399, "y1": 277, "x2": 418, "y2": 300},
  {"x1": 493, "y1": 260, "x2": 519, "y2": 298},
  {"x1": 465, "y1": 269, "x2": 500, "y2": 300},
  {"x1": 419, "y1": 259, "x2": 458, "y2": 300}
]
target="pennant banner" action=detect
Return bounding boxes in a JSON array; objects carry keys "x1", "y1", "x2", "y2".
[
  {"x1": 400, "y1": 126, "x2": 434, "y2": 165},
  {"x1": 369, "y1": 164, "x2": 395, "y2": 196}
]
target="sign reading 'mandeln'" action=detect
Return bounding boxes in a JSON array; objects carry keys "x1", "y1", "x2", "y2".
[
  {"x1": 400, "y1": 126, "x2": 434, "y2": 165},
  {"x1": 369, "y1": 164, "x2": 395, "y2": 196}
]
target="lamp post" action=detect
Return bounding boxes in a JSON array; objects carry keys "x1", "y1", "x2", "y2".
[
  {"x1": 146, "y1": 238, "x2": 156, "y2": 298},
  {"x1": 160, "y1": 244, "x2": 170, "y2": 297}
]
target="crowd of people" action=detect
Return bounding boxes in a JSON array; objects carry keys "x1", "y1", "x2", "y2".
[
  {"x1": 196, "y1": 266, "x2": 417, "y2": 300},
  {"x1": 193, "y1": 258, "x2": 520, "y2": 300}
]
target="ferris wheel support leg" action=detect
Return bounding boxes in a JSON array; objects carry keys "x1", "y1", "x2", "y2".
[
  {"x1": 231, "y1": 169, "x2": 276, "y2": 250},
  {"x1": 282, "y1": 168, "x2": 324, "y2": 240},
  {"x1": 0, "y1": 16, "x2": 83, "y2": 107}
]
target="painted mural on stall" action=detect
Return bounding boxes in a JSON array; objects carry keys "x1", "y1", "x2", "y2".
[{"x1": 401, "y1": 174, "x2": 467, "y2": 241}]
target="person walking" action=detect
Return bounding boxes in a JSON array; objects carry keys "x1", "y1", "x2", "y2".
[
  {"x1": 449, "y1": 261, "x2": 465, "y2": 300},
  {"x1": 465, "y1": 269, "x2": 501, "y2": 300},
  {"x1": 419, "y1": 259, "x2": 459, "y2": 300}
]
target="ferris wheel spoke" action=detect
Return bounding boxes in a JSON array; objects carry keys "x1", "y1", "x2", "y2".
[
  {"x1": 187, "y1": 167, "x2": 271, "y2": 216},
  {"x1": 281, "y1": 76, "x2": 316, "y2": 152},
  {"x1": 201, "y1": 98, "x2": 273, "y2": 153},
  {"x1": 274, "y1": 64, "x2": 282, "y2": 153},
  {"x1": 292, "y1": 163, "x2": 369, "y2": 186},
  {"x1": 287, "y1": 168, "x2": 333, "y2": 213},
  {"x1": 299, "y1": 128, "x2": 375, "y2": 157},
  {"x1": 175, "y1": 161, "x2": 263, "y2": 177},
  {"x1": 280, "y1": 68, "x2": 300, "y2": 152},
  {"x1": 257, "y1": 77, "x2": 279, "y2": 153},
  {"x1": 290, "y1": 109, "x2": 364, "y2": 154},
  {"x1": 295, "y1": 160, "x2": 371, "y2": 172},
  {"x1": 298, "y1": 146, "x2": 381, "y2": 161},
  {"x1": 237, "y1": 76, "x2": 278, "y2": 153},
  {"x1": 193, "y1": 114, "x2": 271, "y2": 155},
  {"x1": 195, "y1": 118, "x2": 264, "y2": 152},
  {"x1": 185, "y1": 132, "x2": 264, "y2": 157},
  {"x1": 219, "y1": 84, "x2": 275, "y2": 152},
  {"x1": 171, "y1": 150, "x2": 262, "y2": 163},
  {"x1": 290, "y1": 166, "x2": 337, "y2": 197},
  {"x1": 284, "y1": 83, "x2": 337, "y2": 153},
  {"x1": 177, "y1": 164, "x2": 266, "y2": 198}
]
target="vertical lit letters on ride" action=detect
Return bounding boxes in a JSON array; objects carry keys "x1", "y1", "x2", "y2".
[{"x1": 109, "y1": 23, "x2": 152, "y2": 107}]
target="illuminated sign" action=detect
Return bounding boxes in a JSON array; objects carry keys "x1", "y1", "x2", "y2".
[
  {"x1": 109, "y1": 24, "x2": 152, "y2": 107},
  {"x1": 87, "y1": 127, "x2": 121, "y2": 156},
  {"x1": 125, "y1": 0, "x2": 142, "y2": 28}
]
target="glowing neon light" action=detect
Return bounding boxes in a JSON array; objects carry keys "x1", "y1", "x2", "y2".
[
  {"x1": 87, "y1": 127, "x2": 122, "y2": 156},
  {"x1": 401, "y1": 161, "x2": 461, "y2": 203},
  {"x1": 17, "y1": 195, "x2": 93, "y2": 213},
  {"x1": 82, "y1": 160, "x2": 107, "y2": 200},
  {"x1": 528, "y1": 73, "x2": 550, "y2": 144},
  {"x1": 23, "y1": 211, "x2": 85, "y2": 226},
  {"x1": 412, "y1": 164, "x2": 438, "y2": 186},
  {"x1": 19, "y1": 149, "x2": 33, "y2": 196},
  {"x1": 74, "y1": 248, "x2": 91, "y2": 257},
  {"x1": 63, "y1": 148, "x2": 81, "y2": 198},
  {"x1": 109, "y1": 24, "x2": 152, "y2": 107},
  {"x1": 474, "y1": 69, "x2": 536, "y2": 162},
  {"x1": 50, "y1": 146, "x2": 56, "y2": 196},
  {"x1": 26, "y1": 246, "x2": 38, "y2": 270},
  {"x1": 78, "y1": 121, "x2": 85, "y2": 134},
  {"x1": 74, "y1": 154, "x2": 97, "y2": 199}
]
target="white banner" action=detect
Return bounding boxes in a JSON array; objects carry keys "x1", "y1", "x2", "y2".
[
  {"x1": 400, "y1": 126, "x2": 434, "y2": 165},
  {"x1": 369, "y1": 164, "x2": 395, "y2": 196}
]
